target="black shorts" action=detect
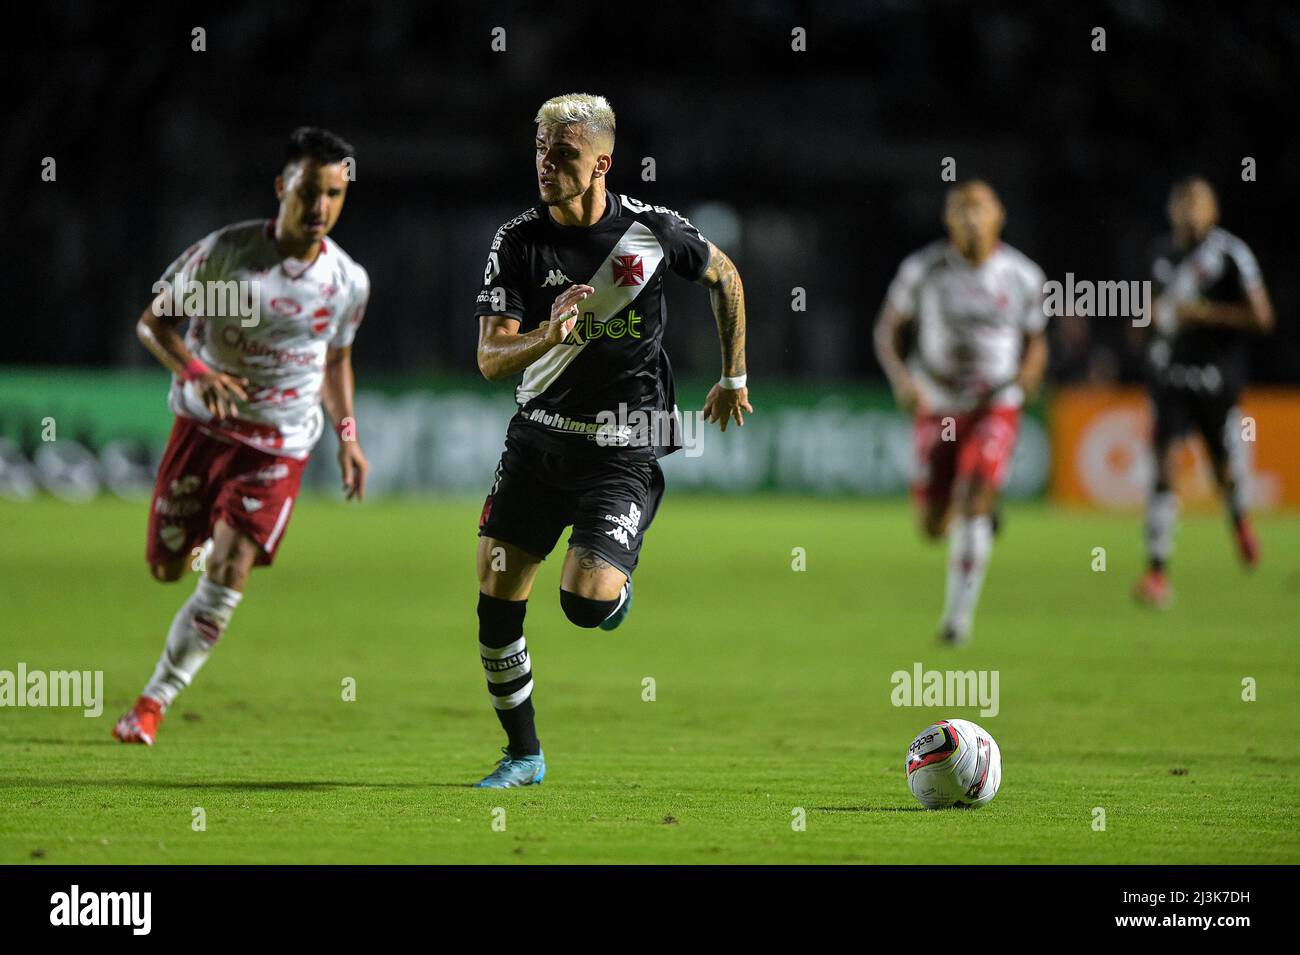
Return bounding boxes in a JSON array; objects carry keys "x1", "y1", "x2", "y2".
[
  {"x1": 1151, "y1": 383, "x2": 1240, "y2": 460},
  {"x1": 478, "y1": 430, "x2": 666, "y2": 578}
]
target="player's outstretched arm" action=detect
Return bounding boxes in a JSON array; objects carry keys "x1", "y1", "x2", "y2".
[
  {"x1": 698, "y1": 242, "x2": 752, "y2": 432},
  {"x1": 136, "y1": 291, "x2": 248, "y2": 419},
  {"x1": 476, "y1": 284, "x2": 593, "y2": 381},
  {"x1": 323, "y1": 344, "x2": 368, "y2": 501},
  {"x1": 873, "y1": 301, "x2": 919, "y2": 412}
]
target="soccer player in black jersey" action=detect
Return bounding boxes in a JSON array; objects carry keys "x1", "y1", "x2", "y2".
[
  {"x1": 468, "y1": 93, "x2": 751, "y2": 787},
  {"x1": 1133, "y1": 177, "x2": 1274, "y2": 608}
]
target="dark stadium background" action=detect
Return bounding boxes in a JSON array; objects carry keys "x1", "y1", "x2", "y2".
[{"x1": 6, "y1": 0, "x2": 1299, "y2": 386}]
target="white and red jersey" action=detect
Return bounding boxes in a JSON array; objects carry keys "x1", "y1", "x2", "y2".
[
  {"x1": 886, "y1": 241, "x2": 1046, "y2": 413},
  {"x1": 156, "y1": 220, "x2": 369, "y2": 459}
]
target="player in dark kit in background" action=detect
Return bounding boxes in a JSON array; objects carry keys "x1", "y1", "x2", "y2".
[
  {"x1": 1133, "y1": 177, "x2": 1274, "y2": 609},
  {"x1": 469, "y1": 93, "x2": 751, "y2": 787}
]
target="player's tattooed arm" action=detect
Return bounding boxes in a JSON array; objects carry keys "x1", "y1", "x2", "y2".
[
  {"x1": 136, "y1": 290, "x2": 248, "y2": 419},
  {"x1": 873, "y1": 302, "x2": 920, "y2": 412},
  {"x1": 699, "y1": 242, "x2": 753, "y2": 432},
  {"x1": 476, "y1": 284, "x2": 594, "y2": 381},
  {"x1": 698, "y1": 242, "x2": 747, "y2": 378},
  {"x1": 323, "y1": 345, "x2": 368, "y2": 501}
]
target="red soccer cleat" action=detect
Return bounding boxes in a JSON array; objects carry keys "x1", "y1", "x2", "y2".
[
  {"x1": 1132, "y1": 568, "x2": 1174, "y2": 609},
  {"x1": 1234, "y1": 517, "x2": 1260, "y2": 570},
  {"x1": 112, "y1": 696, "x2": 164, "y2": 746}
]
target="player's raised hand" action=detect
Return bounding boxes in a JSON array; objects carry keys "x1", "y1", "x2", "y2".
[
  {"x1": 703, "y1": 383, "x2": 752, "y2": 432},
  {"x1": 544, "y1": 284, "x2": 594, "y2": 344},
  {"x1": 338, "y1": 440, "x2": 369, "y2": 501},
  {"x1": 197, "y1": 371, "x2": 250, "y2": 420}
]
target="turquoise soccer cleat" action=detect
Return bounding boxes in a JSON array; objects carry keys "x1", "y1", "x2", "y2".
[
  {"x1": 598, "y1": 579, "x2": 633, "y2": 631},
  {"x1": 473, "y1": 748, "x2": 546, "y2": 788}
]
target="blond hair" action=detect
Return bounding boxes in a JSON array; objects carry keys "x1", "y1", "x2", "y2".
[{"x1": 535, "y1": 93, "x2": 615, "y2": 149}]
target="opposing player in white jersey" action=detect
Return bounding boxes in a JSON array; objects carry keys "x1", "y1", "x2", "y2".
[
  {"x1": 114, "y1": 127, "x2": 371, "y2": 745},
  {"x1": 874, "y1": 180, "x2": 1048, "y2": 645}
]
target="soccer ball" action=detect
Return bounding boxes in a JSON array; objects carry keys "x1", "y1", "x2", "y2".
[{"x1": 905, "y1": 719, "x2": 1002, "y2": 809}]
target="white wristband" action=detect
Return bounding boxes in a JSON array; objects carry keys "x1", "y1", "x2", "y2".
[{"x1": 719, "y1": 374, "x2": 747, "y2": 390}]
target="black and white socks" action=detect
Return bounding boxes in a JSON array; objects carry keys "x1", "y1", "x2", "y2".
[{"x1": 477, "y1": 593, "x2": 539, "y2": 756}]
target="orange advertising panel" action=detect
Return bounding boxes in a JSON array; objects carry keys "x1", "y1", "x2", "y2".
[{"x1": 1050, "y1": 386, "x2": 1300, "y2": 510}]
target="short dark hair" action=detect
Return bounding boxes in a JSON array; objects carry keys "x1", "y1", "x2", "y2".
[{"x1": 285, "y1": 126, "x2": 354, "y2": 167}]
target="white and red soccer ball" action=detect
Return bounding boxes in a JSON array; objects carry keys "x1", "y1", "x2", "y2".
[{"x1": 906, "y1": 719, "x2": 1002, "y2": 809}]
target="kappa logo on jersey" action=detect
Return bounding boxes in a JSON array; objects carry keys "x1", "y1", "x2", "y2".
[
  {"x1": 269, "y1": 297, "x2": 302, "y2": 316},
  {"x1": 612, "y1": 255, "x2": 645, "y2": 287},
  {"x1": 542, "y1": 269, "x2": 572, "y2": 288},
  {"x1": 241, "y1": 496, "x2": 264, "y2": 513},
  {"x1": 319, "y1": 282, "x2": 339, "y2": 299},
  {"x1": 603, "y1": 502, "x2": 643, "y2": 550}
]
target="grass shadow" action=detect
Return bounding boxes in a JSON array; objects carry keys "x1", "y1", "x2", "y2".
[
  {"x1": 1, "y1": 778, "x2": 463, "y2": 792},
  {"x1": 812, "y1": 805, "x2": 927, "y2": 813}
]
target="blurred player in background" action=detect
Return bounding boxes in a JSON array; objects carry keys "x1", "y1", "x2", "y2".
[
  {"x1": 1133, "y1": 177, "x2": 1274, "y2": 608},
  {"x1": 469, "y1": 93, "x2": 751, "y2": 787},
  {"x1": 874, "y1": 181, "x2": 1048, "y2": 646},
  {"x1": 113, "y1": 128, "x2": 370, "y2": 744}
]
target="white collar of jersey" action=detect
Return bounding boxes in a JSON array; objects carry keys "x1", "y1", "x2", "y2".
[
  {"x1": 280, "y1": 242, "x2": 327, "y2": 280},
  {"x1": 265, "y1": 219, "x2": 327, "y2": 279},
  {"x1": 280, "y1": 254, "x2": 318, "y2": 279}
]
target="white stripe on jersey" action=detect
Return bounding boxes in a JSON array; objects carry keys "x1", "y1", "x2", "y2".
[
  {"x1": 1154, "y1": 226, "x2": 1263, "y2": 310},
  {"x1": 516, "y1": 221, "x2": 666, "y2": 406}
]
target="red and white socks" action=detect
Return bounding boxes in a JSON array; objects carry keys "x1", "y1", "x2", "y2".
[
  {"x1": 941, "y1": 515, "x2": 993, "y2": 640},
  {"x1": 143, "y1": 576, "x2": 244, "y2": 708}
]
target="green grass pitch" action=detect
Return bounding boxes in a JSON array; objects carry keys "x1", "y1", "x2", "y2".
[{"x1": 2, "y1": 494, "x2": 1297, "y2": 864}]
